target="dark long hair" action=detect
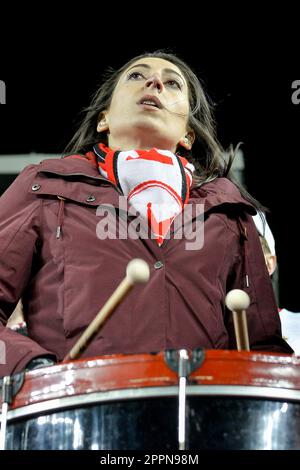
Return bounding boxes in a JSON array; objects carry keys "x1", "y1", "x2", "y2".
[{"x1": 63, "y1": 50, "x2": 265, "y2": 213}]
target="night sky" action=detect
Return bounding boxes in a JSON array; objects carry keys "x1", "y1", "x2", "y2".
[{"x1": 0, "y1": 16, "x2": 299, "y2": 309}]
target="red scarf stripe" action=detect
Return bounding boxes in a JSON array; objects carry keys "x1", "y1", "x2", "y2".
[
  {"x1": 128, "y1": 180, "x2": 183, "y2": 208},
  {"x1": 98, "y1": 150, "x2": 117, "y2": 185}
]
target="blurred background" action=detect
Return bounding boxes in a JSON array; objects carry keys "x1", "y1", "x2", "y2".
[{"x1": 0, "y1": 15, "x2": 299, "y2": 310}]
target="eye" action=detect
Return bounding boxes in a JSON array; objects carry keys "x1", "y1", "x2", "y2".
[
  {"x1": 127, "y1": 71, "x2": 145, "y2": 81},
  {"x1": 165, "y1": 79, "x2": 182, "y2": 90}
]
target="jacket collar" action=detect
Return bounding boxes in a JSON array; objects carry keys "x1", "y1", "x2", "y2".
[
  {"x1": 36, "y1": 154, "x2": 256, "y2": 214},
  {"x1": 37, "y1": 153, "x2": 103, "y2": 181},
  {"x1": 190, "y1": 178, "x2": 256, "y2": 215}
]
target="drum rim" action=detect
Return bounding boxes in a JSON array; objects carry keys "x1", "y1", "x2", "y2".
[{"x1": 5, "y1": 384, "x2": 300, "y2": 423}]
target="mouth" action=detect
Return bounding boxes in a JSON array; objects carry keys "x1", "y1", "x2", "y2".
[{"x1": 138, "y1": 95, "x2": 162, "y2": 109}]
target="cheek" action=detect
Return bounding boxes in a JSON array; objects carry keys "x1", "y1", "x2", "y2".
[
  {"x1": 168, "y1": 95, "x2": 189, "y2": 115},
  {"x1": 178, "y1": 97, "x2": 190, "y2": 113},
  {"x1": 107, "y1": 100, "x2": 126, "y2": 126},
  {"x1": 110, "y1": 89, "x2": 133, "y2": 117}
]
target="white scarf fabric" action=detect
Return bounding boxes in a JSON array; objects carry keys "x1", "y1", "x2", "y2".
[{"x1": 93, "y1": 144, "x2": 195, "y2": 245}]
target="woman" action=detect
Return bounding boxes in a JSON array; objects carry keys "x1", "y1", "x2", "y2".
[
  {"x1": 0, "y1": 51, "x2": 292, "y2": 377},
  {"x1": 253, "y1": 213, "x2": 300, "y2": 355}
]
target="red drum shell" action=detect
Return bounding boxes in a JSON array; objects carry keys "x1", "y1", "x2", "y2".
[
  {"x1": 3, "y1": 350, "x2": 300, "y2": 450},
  {"x1": 4, "y1": 349, "x2": 300, "y2": 410}
]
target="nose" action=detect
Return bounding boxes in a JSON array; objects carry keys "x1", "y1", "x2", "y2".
[{"x1": 145, "y1": 74, "x2": 163, "y2": 92}]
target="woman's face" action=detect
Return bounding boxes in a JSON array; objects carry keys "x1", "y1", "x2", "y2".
[{"x1": 98, "y1": 57, "x2": 193, "y2": 152}]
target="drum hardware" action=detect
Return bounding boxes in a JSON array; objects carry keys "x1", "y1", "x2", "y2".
[
  {"x1": 164, "y1": 348, "x2": 205, "y2": 450},
  {"x1": 0, "y1": 372, "x2": 25, "y2": 450},
  {"x1": 225, "y1": 289, "x2": 250, "y2": 351},
  {"x1": 164, "y1": 348, "x2": 205, "y2": 376},
  {"x1": 178, "y1": 349, "x2": 188, "y2": 450}
]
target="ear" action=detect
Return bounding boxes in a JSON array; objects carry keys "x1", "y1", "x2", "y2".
[
  {"x1": 97, "y1": 111, "x2": 109, "y2": 133},
  {"x1": 265, "y1": 254, "x2": 277, "y2": 276},
  {"x1": 178, "y1": 129, "x2": 195, "y2": 150}
]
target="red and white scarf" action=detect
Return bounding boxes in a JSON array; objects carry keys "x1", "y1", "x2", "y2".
[{"x1": 93, "y1": 143, "x2": 195, "y2": 245}]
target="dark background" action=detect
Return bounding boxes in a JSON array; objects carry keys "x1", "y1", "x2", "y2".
[{"x1": 0, "y1": 14, "x2": 299, "y2": 309}]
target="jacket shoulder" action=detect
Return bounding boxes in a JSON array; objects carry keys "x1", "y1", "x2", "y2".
[
  {"x1": 0, "y1": 164, "x2": 43, "y2": 215},
  {"x1": 9, "y1": 163, "x2": 39, "y2": 181},
  {"x1": 195, "y1": 177, "x2": 244, "y2": 198},
  {"x1": 191, "y1": 177, "x2": 257, "y2": 215}
]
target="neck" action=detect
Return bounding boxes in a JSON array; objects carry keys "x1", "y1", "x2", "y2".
[{"x1": 108, "y1": 134, "x2": 177, "y2": 153}]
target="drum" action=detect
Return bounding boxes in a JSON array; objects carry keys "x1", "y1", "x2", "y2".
[{"x1": 2, "y1": 350, "x2": 300, "y2": 450}]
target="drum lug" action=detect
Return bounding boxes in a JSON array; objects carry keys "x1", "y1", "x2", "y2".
[
  {"x1": 164, "y1": 348, "x2": 205, "y2": 377},
  {"x1": 0, "y1": 372, "x2": 25, "y2": 450},
  {"x1": 164, "y1": 348, "x2": 205, "y2": 451}
]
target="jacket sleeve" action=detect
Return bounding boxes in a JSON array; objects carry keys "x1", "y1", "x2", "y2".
[
  {"x1": 225, "y1": 212, "x2": 294, "y2": 354},
  {"x1": 0, "y1": 166, "x2": 57, "y2": 377}
]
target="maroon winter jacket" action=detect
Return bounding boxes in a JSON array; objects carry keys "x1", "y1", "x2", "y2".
[{"x1": 0, "y1": 153, "x2": 293, "y2": 376}]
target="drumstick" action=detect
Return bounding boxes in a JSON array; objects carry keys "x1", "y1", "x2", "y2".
[
  {"x1": 63, "y1": 259, "x2": 150, "y2": 362},
  {"x1": 225, "y1": 289, "x2": 250, "y2": 351}
]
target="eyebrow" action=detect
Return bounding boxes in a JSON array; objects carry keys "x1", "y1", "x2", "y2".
[{"x1": 126, "y1": 63, "x2": 185, "y2": 85}]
